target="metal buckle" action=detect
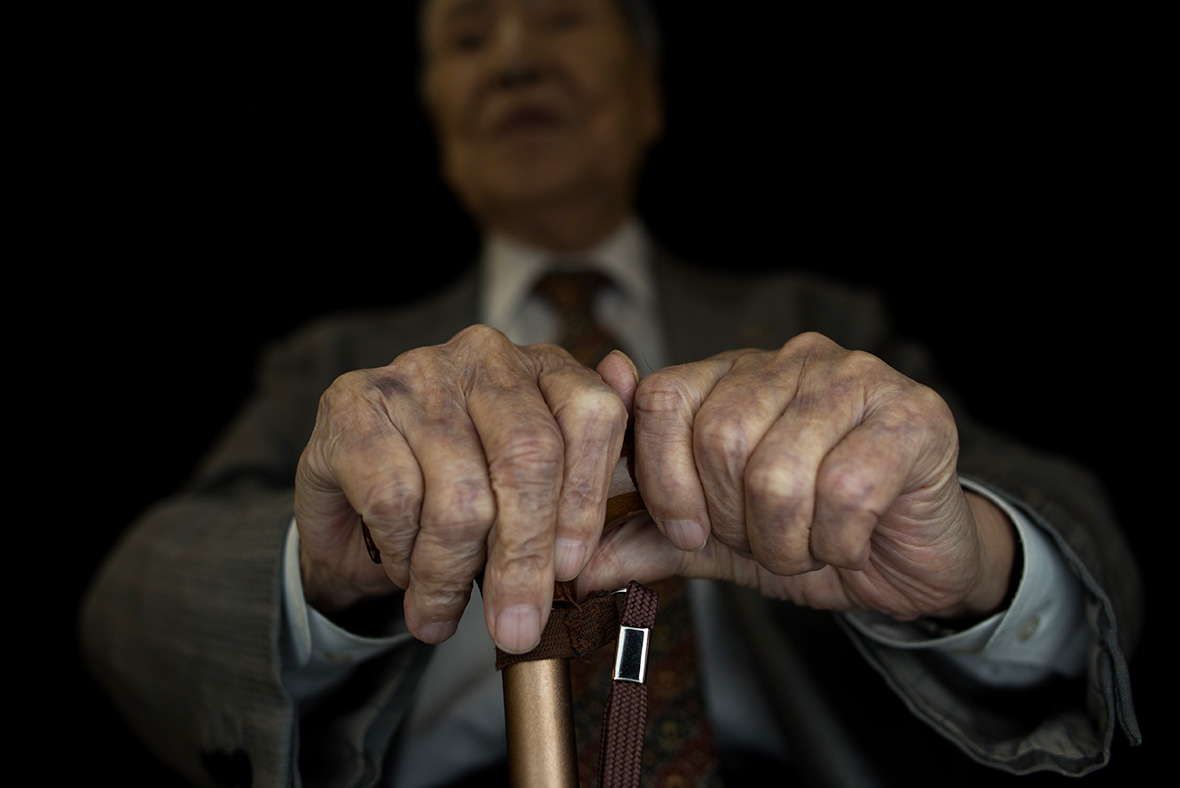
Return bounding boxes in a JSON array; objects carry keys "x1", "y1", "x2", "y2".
[{"x1": 613, "y1": 625, "x2": 650, "y2": 683}]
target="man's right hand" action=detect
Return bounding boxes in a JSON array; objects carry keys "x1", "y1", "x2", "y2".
[{"x1": 293, "y1": 325, "x2": 632, "y2": 654}]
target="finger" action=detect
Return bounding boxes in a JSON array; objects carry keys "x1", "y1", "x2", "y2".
[
  {"x1": 401, "y1": 409, "x2": 498, "y2": 644},
  {"x1": 597, "y1": 350, "x2": 640, "y2": 415},
  {"x1": 465, "y1": 348, "x2": 568, "y2": 654},
  {"x1": 294, "y1": 373, "x2": 427, "y2": 613},
  {"x1": 369, "y1": 346, "x2": 500, "y2": 645},
  {"x1": 689, "y1": 350, "x2": 798, "y2": 552},
  {"x1": 632, "y1": 357, "x2": 735, "y2": 551},
  {"x1": 575, "y1": 512, "x2": 769, "y2": 598},
  {"x1": 330, "y1": 430, "x2": 426, "y2": 591},
  {"x1": 574, "y1": 514, "x2": 684, "y2": 597},
  {"x1": 743, "y1": 344, "x2": 876, "y2": 574},
  {"x1": 810, "y1": 381, "x2": 957, "y2": 569},
  {"x1": 541, "y1": 351, "x2": 631, "y2": 580}
]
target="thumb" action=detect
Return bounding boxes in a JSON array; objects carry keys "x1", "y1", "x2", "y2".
[
  {"x1": 576, "y1": 513, "x2": 765, "y2": 600},
  {"x1": 596, "y1": 350, "x2": 640, "y2": 416},
  {"x1": 574, "y1": 515, "x2": 685, "y2": 598}
]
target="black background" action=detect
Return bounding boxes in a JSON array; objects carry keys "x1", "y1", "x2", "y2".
[{"x1": 45, "y1": 3, "x2": 1164, "y2": 785}]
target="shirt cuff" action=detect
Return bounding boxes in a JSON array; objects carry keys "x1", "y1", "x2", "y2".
[
  {"x1": 280, "y1": 519, "x2": 412, "y2": 705},
  {"x1": 843, "y1": 478, "x2": 1087, "y2": 686}
]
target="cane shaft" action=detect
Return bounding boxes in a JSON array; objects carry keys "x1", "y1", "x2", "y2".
[
  {"x1": 499, "y1": 445, "x2": 644, "y2": 787},
  {"x1": 503, "y1": 656, "x2": 579, "y2": 788}
]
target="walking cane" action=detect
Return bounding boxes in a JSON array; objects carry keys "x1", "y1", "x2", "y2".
[
  {"x1": 499, "y1": 583, "x2": 581, "y2": 788},
  {"x1": 362, "y1": 441, "x2": 647, "y2": 788},
  {"x1": 495, "y1": 439, "x2": 646, "y2": 787}
]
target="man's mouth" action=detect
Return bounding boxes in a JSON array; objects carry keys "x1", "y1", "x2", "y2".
[{"x1": 495, "y1": 106, "x2": 566, "y2": 135}]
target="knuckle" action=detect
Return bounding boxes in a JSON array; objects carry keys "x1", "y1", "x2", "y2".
[
  {"x1": 385, "y1": 345, "x2": 435, "y2": 381},
  {"x1": 817, "y1": 462, "x2": 876, "y2": 516},
  {"x1": 829, "y1": 349, "x2": 885, "y2": 391},
  {"x1": 565, "y1": 384, "x2": 628, "y2": 428},
  {"x1": 425, "y1": 479, "x2": 497, "y2": 540},
  {"x1": 745, "y1": 457, "x2": 804, "y2": 506},
  {"x1": 633, "y1": 370, "x2": 691, "y2": 418},
  {"x1": 446, "y1": 324, "x2": 518, "y2": 371},
  {"x1": 913, "y1": 384, "x2": 956, "y2": 430},
  {"x1": 315, "y1": 375, "x2": 362, "y2": 424},
  {"x1": 379, "y1": 544, "x2": 415, "y2": 589},
  {"x1": 493, "y1": 422, "x2": 564, "y2": 475},
  {"x1": 493, "y1": 545, "x2": 552, "y2": 585},
  {"x1": 451, "y1": 323, "x2": 508, "y2": 348},
  {"x1": 744, "y1": 461, "x2": 819, "y2": 575},
  {"x1": 810, "y1": 534, "x2": 867, "y2": 569},
  {"x1": 557, "y1": 473, "x2": 602, "y2": 518},
  {"x1": 305, "y1": 411, "x2": 385, "y2": 478},
  {"x1": 811, "y1": 468, "x2": 878, "y2": 568},
  {"x1": 488, "y1": 427, "x2": 564, "y2": 512},
  {"x1": 753, "y1": 537, "x2": 817, "y2": 576},
  {"x1": 693, "y1": 405, "x2": 747, "y2": 454},
  {"x1": 877, "y1": 383, "x2": 957, "y2": 451},
  {"x1": 408, "y1": 578, "x2": 476, "y2": 616},
  {"x1": 314, "y1": 370, "x2": 402, "y2": 441},
  {"x1": 362, "y1": 475, "x2": 424, "y2": 525},
  {"x1": 781, "y1": 331, "x2": 839, "y2": 358},
  {"x1": 420, "y1": 584, "x2": 472, "y2": 609},
  {"x1": 693, "y1": 410, "x2": 751, "y2": 480},
  {"x1": 843, "y1": 348, "x2": 883, "y2": 372}
]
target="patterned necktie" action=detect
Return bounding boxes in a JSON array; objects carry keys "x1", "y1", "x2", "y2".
[
  {"x1": 533, "y1": 268, "x2": 722, "y2": 787},
  {"x1": 532, "y1": 269, "x2": 622, "y2": 368}
]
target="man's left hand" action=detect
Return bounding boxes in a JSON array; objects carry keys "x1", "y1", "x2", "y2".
[{"x1": 583, "y1": 332, "x2": 1015, "y2": 622}]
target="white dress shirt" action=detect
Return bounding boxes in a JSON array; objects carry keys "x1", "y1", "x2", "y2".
[{"x1": 280, "y1": 219, "x2": 1088, "y2": 786}]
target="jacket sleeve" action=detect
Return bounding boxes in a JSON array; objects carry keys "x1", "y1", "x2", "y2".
[
  {"x1": 842, "y1": 327, "x2": 1144, "y2": 777},
  {"x1": 659, "y1": 261, "x2": 1143, "y2": 777},
  {"x1": 79, "y1": 316, "x2": 434, "y2": 788}
]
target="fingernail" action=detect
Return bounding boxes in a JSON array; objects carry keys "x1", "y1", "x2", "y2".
[
  {"x1": 664, "y1": 519, "x2": 708, "y2": 551},
  {"x1": 418, "y1": 619, "x2": 458, "y2": 644},
  {"x1": 609, "y1": 349, "x2": 640, "y2": 382},
  {"x1": 496, "y1": 605, "x2": 542, "y2": 654},
  {"x1": 554, "y1": 538, "x2": 586, "y2": 580}
]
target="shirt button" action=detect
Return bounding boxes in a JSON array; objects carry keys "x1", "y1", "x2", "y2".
[{"x1": 1018, "y1": 615, "x2": 1041, "y2": 641}]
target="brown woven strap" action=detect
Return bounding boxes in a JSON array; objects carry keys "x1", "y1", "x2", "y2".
[
  {"x1": 364, "y1": 434, "x2": 658, "y2": 786},
  {"x1": 597, "y1": 580, "x2": 658, "y2": 788},
  {"x1": 495, "y1": 584, "x2": 620, "y2": 670}
]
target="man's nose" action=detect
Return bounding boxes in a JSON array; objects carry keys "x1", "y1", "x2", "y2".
[{"x1": 489, "y1": 11, "x2": 544, "y2": 89}]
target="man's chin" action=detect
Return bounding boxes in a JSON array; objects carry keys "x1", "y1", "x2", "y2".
[{"x1": 469, "y1": 173, "x2": 607, "y2": 218}]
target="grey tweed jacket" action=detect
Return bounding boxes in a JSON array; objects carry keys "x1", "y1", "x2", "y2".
[{"x1": 80, "y1": 253, "x2": 1142, "y2": 787}]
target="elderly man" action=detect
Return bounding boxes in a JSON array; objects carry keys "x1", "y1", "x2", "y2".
[{"x1": 82, "y1": 1, "x2": 1141, "y2": 786}]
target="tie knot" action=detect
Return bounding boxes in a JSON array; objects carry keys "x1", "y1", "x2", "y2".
[
  {"x1": 532, "y1": 269, "x2": 612, "y2": 312},
  {"x1": 532, "y1": 268, "x2": 619, "y2": 366}
]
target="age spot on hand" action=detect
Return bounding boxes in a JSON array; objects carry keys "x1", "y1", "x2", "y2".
[{"x1": 373, "y1": 373, "x2": 411, "y2": 399}]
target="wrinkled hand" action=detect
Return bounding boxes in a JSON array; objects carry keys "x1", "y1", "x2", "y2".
[
  {"x1": 579, "y1": 332, "x2": 1015, "y2": 622},
  {"x1": 294, "y1": 325, "x2": 634, "y2": 653}
]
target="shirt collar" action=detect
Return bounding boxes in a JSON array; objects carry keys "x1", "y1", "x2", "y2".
[{"x1": 480, "y1": 217, "x2": 655, "y2": 328}]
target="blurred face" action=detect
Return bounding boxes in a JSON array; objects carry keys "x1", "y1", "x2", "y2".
[{"x1": 420, "y1": 0, "x2": 662, "y2": 236}]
